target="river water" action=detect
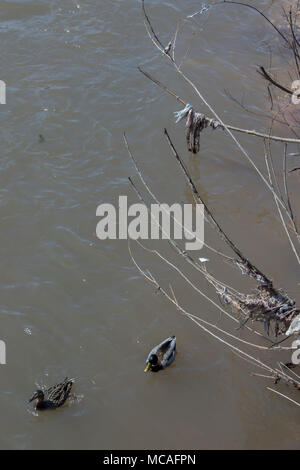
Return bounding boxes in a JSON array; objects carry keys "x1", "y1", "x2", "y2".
[{"x1": 1, "y1": 0, "x2": 300, "y2": 450}]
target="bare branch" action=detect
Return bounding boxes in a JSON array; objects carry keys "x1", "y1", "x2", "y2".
[{"x1": 138, "y1": 66, "x2": 300, "y2": 144}]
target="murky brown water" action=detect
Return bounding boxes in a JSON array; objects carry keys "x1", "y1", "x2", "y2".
[{"x1": 1, "y1": 0, "x2": 300, "y2": 450}]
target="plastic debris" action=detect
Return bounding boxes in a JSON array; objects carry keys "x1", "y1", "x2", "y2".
[{"x1": 174, "y1": 103, "x2": 192, "y2": 123}]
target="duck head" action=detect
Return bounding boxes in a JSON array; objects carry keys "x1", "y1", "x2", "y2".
[
  {"x1": 144, "y1": 353, "x2": 158, "y2": 372},
  {"x1": 29, "y1": 389, "x2": 44, "y2": 403}
]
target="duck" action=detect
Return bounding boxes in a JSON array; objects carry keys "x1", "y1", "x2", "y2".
[
  {"x1": 29, "y1": 377, "x2": 74, "y2": 410},
  {"x1": 144, "y1": 335, "x2": 176, "y2": 372}
]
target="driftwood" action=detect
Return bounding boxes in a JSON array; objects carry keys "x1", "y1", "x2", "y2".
[{"x1": 127, "y1": 0, "x2": 300, "y2": 407}]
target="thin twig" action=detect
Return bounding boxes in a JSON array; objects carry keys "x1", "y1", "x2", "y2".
[
  {"x1": 283, "y1": 143, "x2": 297, "y2": 233},
  {"x1": 267, "y1": 387, "x2": 300, "y2": 407},
  {"x1": 258, "y1": 66, "x2": 293, "y2": 96}
]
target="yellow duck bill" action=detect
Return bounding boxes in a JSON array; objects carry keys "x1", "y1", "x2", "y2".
[{"x1": 144, "y1": 362, "x2": 151, "y2": 372}]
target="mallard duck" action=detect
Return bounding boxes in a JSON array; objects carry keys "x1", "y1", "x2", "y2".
[
  {"x1": 144, "y1": 335, "x2": 176, "y2": 372},
  {"x1": 29, "y1": 377, "x2": 74, "y2": 410}
]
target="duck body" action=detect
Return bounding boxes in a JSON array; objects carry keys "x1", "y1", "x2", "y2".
[
  {"x1": 144, "y1": 335, "x2": 176, "y2": 372},
  {"x1": 29, "y1": 377, "x2": 74, "y2": 410}
]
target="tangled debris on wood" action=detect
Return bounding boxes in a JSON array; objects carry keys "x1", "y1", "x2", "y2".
[
  {"x1": 174, "y1": 104, "x2": 222, "y2": 153},
  {"x1": 220, "y1": 281, "x2": 298, "y2": 337}
]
